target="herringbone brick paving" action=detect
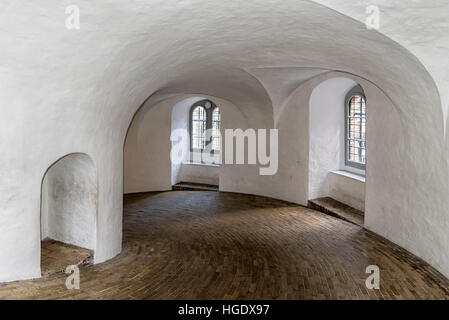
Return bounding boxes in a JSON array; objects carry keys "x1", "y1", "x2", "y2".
[{"x1": 0, "y1": 191, "x2": 448, "y2": 299}]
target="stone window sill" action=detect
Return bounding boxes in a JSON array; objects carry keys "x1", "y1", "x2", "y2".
[
  {"x1": 330, "y1": 170, "x2": 365, "y2": 183},
  {"x1": 182, "y1": 161, "x2": 220, "y2": 168}
]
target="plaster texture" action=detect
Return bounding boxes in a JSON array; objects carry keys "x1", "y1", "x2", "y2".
[
  {"x1": 171, "y1": 97, "x2": 205, "y2": 185},
  {"x1": 328, "y1": 171, "x2": 365, "y2": 212},
  {"x1": 309, "y1": 77, "x2": 359, "y2": 200},
  {"x1": 178, "y1": 164, "x2": 220, "y2": 186},
  {"x1": 313, "y1": 0, "x2": 449, "y2": 129}
]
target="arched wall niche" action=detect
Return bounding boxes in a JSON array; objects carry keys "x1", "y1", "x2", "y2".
[
  {"x1": 123, "y1": 93, "x2": 250, "y2": 195},
  {"x1": 40, "y1": 153, "x2": 97, "y2": 256},
  {"x1": 1, "y1": 1, "x2": 448, "y2": 283}
]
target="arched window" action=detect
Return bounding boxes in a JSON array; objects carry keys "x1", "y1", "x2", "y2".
[
  {"x1": 191, "y1": 106, "x2": 207, "y2": 150},
  {"x1": 190, "y1": 100, "x2": 221, "y2": 153},
  {"x1": 345, "y1": 85, "x2": 366, "y2": 170},
  {"x1": 212, "y1": 107, "x2": 221, "y2": 151}
]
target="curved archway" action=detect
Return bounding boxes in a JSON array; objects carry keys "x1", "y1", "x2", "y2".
[
  {"x1": 274, "y1": 71, "x2": 400, "y2": 216},
  {"x1": 40, "y1": 153, "x2": 97, "y2": 275}
]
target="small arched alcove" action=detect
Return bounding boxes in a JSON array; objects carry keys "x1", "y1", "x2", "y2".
[{"x1": 40, "y1": 153, "x2": 97, "y2": 276}]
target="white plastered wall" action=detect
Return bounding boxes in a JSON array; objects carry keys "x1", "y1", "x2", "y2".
[
  {"x1": 178, "y1": 164, "x2": 219, "y2": 186},
  {"x1": 312, "y1": 0, "x2": 449, "y2": 129},
  {"x1": 280, "y1": 70, "x2": 449, "y2": 280},
  {"x1": 123, "y1": 97, "x2": 173, "y2": 194}
]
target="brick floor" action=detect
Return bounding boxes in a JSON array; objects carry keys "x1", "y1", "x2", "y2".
[
  {"x1": 0, "y1": 191, "x2": 448, "y2": 299},
  {"x1": 41, "y1": 239, "x2": 93, "y2": 276},
  {"x1": 308, "y1": 197, "x2": 364, "y2": 227}
]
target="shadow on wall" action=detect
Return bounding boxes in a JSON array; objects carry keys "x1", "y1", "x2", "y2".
[{"x1": 40, "y1": 153, "x2": 97, "y2": 258}]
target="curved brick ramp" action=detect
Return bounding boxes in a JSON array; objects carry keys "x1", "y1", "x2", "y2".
[{"x1": 0, "y1": 191, "x2": 448, "y2": 299}]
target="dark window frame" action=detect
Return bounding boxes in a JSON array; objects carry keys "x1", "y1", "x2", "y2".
[
  {"x1": 189, "y1": 100, "x2": 220, "y2": 158},
  {"x1": 344, "y1": 85, "x2": 366, "y2": 170}
]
